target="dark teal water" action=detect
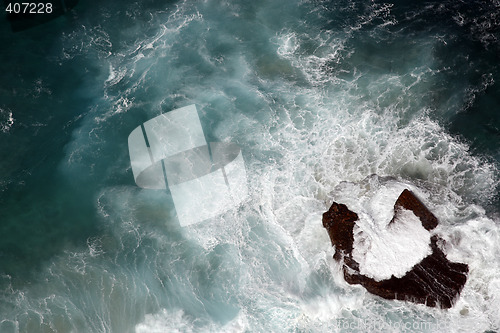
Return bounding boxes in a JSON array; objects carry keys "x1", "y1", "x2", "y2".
[{"x1": 0, "y1": 0, "x2": 499, "y2": 332}]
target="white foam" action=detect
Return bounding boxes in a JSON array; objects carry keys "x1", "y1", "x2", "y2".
[
  {"x1": 353, "y1": 208, "x2": 432, "y2": 281},
  {"x1": 367, "y1": 185, "x2": 408, "y2": 226},
  {"x1": 135, "y1": 309, "x2": 249, "y2": 333},
  {"x1": 0, "y1": 108, "x2": 14, "y2": 133},
  {"x1": 35, "y1": 1, "x2": 500, "y2": 332}
]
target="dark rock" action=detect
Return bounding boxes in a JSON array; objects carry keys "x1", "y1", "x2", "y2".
[
  {"x1": 323, "y1": 189, "x2": 469, "y2": 309},
  {"x1": 390, "y1": 189, "x2": 438, "y2": 230},
  {"x1": 322, "y1": 202, "x2": 358, "y2": 261}
]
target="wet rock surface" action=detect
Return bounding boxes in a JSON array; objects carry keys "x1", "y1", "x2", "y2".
[{"x1": 323, "y1": 189, "x2": 469, "y2": 308}]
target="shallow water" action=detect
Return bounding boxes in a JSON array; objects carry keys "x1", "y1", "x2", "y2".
[{"x1": 0, "y1": 0, "x2": 499, "y2": 332}]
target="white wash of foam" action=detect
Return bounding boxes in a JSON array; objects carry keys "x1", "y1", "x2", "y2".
[
  {"x1": 49, "y1": 1, "x2": 500, "y2": 332},
  {"x1": 0, "y1": 108, "x2": 14, "y2": 133},
  {"x1": 135, "y1": 309, "x2": 249, "y2": 333},
  {"x1": 353, "y1": 208, "x2": 432, "y2": 281}
]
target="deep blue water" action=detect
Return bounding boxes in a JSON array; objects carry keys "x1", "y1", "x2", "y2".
[{"x1": 0, "y1": 0, "x2": 499, "y2": 332}]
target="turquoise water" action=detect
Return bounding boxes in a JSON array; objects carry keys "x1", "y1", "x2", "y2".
[{"x1": 0, "y1": 0, "x2": 499, "y2": 332}]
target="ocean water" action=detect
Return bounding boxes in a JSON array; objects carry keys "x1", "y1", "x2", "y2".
[{"x1": 0, "y1": 0, "x2": 499, "y2": 332}]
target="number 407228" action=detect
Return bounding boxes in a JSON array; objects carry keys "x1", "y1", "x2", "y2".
[{"x1": 5, "y1": 2, "x2": 53, "y2": 14}]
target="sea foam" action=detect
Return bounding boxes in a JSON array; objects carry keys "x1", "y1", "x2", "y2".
[
  {"x1": 1, "y1": 0, "x2": 499, "y2": 332},
  {"x1": 353, "y1": 208, "x2": 432, "y2": 281}
]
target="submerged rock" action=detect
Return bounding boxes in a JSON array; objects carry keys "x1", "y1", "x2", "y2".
[{"x1": 323, "y1": 189, "x2": 468, "y2": 308}]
